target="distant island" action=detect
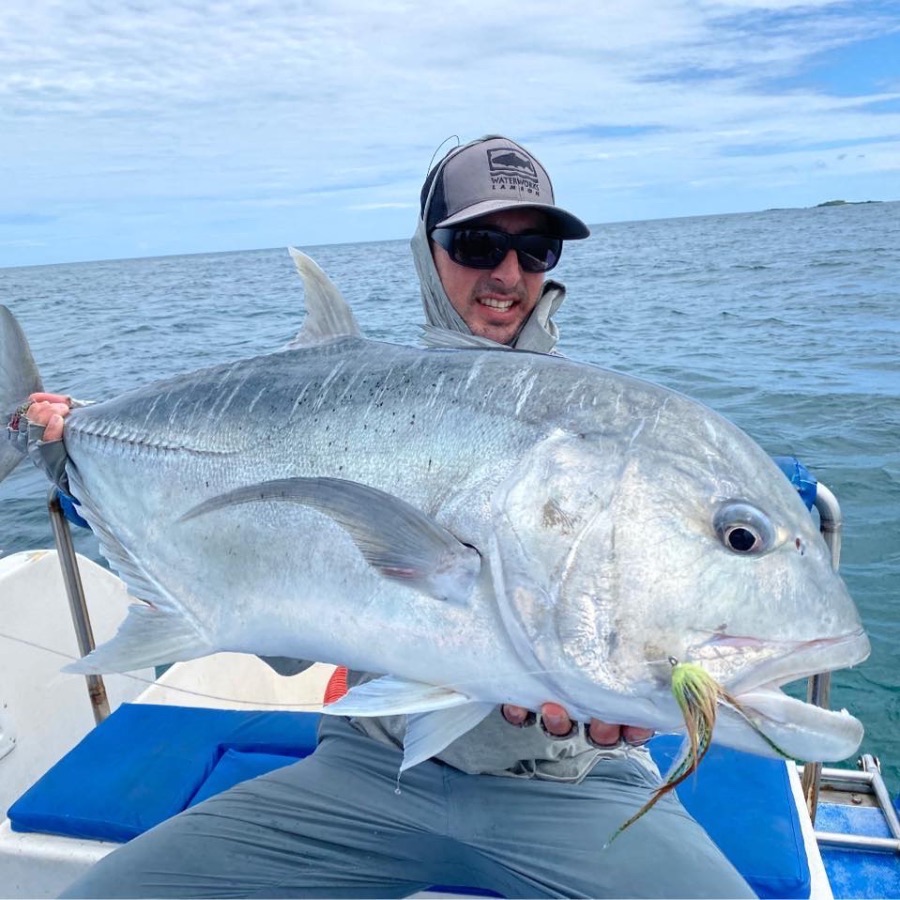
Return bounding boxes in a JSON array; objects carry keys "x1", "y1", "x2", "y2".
[{"x1": 816, "y1": 199, "x2": 882, "y2": 207}]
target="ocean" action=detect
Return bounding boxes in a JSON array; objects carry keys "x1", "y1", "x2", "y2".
[{"x1": 1, "y1": 201, "x2": 898, "y2": 793}]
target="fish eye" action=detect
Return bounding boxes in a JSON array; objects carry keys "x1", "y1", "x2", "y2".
[{"x1": 714, "y1": 502, "x2": 776, "y2": 555}]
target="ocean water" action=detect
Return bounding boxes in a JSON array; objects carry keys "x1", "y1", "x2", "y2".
[{"x1": 1, "y1": 201, "x2": 898, "y2": 793}]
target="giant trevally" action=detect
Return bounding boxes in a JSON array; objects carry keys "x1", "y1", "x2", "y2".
[{"x1": 0, "y1": 250, "x2": 869, "y2": 775}]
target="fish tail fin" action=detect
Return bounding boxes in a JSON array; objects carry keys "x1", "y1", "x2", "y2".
[
  {"x1": 63, "y1": 602, "x2": 213, "y2": 674},
  {"x1": 0, "y1": 305, "x2": 44, "y2": 482}
]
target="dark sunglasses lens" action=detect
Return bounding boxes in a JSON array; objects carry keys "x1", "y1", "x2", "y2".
[
  {"x1": 515, "y1": 235, "x2": 562, "y2": 273},
  {"x1": 452, "y1": 230, "x2": 508, "y2": 269}
]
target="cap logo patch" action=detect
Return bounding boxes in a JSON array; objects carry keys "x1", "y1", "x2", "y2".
[{"x1": 487, "y1": 148, "x2": 541, "y2": 196}]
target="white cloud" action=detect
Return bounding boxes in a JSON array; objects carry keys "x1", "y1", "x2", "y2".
[{"x1": 1, "y1": 0, "x2": 898, "y2": 265}]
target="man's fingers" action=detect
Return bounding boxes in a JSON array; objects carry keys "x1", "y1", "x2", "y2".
[
  {"x1": 587, "y1": 720, "x2": 623, "y2": 747},
  {"x1": 587, "y1": 721, "x2": 655, "y2": 748},
  {"x1": 28, "y1": 392, "x2": 71, "y2": 404},
  {"x1": 503, "y1": 702, "x2": 579, "y2": 738},
  {"x1": 539, "y1": 702, "x2": 577, "y2": 738},
  {"x1": 622, "y1": 725, "x2": 654, "y2": 746},
  {"x1": 44, "y1": 413, "x2": 65, "y2": 442},
  {"x1": 501, "y1": 705, "x2": 535, "y2": 727},
  {"x1": 502, "y1": 705, "x2": 654, "y2": 747},
  {"x1": 26, "y1": 401, "x2": 70, "y2": 429}
]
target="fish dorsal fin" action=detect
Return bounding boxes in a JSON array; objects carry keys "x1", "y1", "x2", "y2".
[
  {"x1": 285, "y1": 248, "x2": 363, "y2": 348},
  {"x1": 419, "y1": 324, "x2": 513, "y2": 351}
]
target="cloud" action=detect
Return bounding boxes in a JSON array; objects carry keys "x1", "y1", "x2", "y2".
[{"x1": 1, "y1": 0, "x2": 898, "y2": 265}]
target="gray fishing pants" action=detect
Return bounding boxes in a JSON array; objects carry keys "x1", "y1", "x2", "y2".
[{"x1": 60, "y1": 716, "x2": 754, "y2": 899}]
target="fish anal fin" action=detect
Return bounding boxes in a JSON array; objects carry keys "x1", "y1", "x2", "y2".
[{"x1": 63, "y1": 603, "x2": 212, "y2": 674}]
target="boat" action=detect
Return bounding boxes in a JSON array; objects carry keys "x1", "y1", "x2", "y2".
[{"x1": 1, "y1": 483, "x2": 897, "y2": 899}]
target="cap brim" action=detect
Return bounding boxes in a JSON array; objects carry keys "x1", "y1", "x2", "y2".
[{"x1": 434, "y1": 199, "x2": 590, "y2": 240}]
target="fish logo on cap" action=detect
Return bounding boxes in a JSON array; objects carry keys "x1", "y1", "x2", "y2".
[{"x1": 487, "y1": 148, "x2": 540, "y2": 195}]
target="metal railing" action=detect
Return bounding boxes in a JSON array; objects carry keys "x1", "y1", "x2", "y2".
[
  {"x1": 798, "y1": 484, "x2": 899, "y2": 855},
  {"x1": 47, "y1": 486, "x2": 110, "y2": 724},
  {"x1": 800, "y1": 482, "x2": 842, "y2": 822},
  {"x1": 800, "y1": 755, "x2": 900, "y2": 854}
]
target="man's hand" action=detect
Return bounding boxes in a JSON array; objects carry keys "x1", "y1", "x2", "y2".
[
  {"x1": 501, "y1": 702, "x2": 653, "y2": 748},
  {"x1": 25, "y1": 392, "x2": 72, "y2": 440}
]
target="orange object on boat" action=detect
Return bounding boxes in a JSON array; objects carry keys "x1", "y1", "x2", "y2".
[{"x1": 323, "y1": 666, "x2": 349, "y2": 704}]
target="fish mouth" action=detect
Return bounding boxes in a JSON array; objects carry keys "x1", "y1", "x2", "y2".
[
  {"x1": 719, "y1": 685, "x2": 866, "y2": 762},
  {"x1": 711, "y1": 628, "x2": 870, "y2": 762},
  {"x1": 702, "y1": 627, "x2": 870, "y2": 697}
]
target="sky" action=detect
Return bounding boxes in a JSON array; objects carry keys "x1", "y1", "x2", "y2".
[{"x1": 2, "y1": 0, "x2": 899, "y2": 268}]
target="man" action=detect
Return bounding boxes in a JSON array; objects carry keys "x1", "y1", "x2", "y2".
[
  {"x1": 27, "y1": 136, "x2": 754, "y2": 898},
  {"x1": 412, "y1": 134, "x2": 577, "y2": 352}
]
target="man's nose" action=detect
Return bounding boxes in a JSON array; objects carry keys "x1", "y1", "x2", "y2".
[{"x1": 491, "y1": 248, "x2": 522, "y2": 284}]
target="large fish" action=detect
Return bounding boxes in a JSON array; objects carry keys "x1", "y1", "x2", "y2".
[{"x1": 1, "y1": 250, "x2": 869, "y2": 772}]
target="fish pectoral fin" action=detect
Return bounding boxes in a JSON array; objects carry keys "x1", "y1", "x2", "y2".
[
  {"x1": 321, "y1": 674, "x2": 472, "y2": 717},
  {"x1": 62, "y1": 602, "x2": 212, "y2": 674},
  {"x1": 183, "y1": 476, "x2": 482, "y2": 604},
  {"x1": 401, "y1": 703, "x2": 495, "y2": 771}
]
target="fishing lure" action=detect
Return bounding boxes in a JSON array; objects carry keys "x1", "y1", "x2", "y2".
[{"x1": 606, "y1": 659, "x2": 790, "y2": 844}]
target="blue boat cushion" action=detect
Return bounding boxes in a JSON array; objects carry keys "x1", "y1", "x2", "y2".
[
  {"x1": 187, "y1": 748, "x2": 300, "y2": 808},
  {"x1": 650, "y1": 735, "x2": 809, "y2": 898},
  {"x1": 8, "y1": 704, "x2": 321, "y2": 843},
  {"x1": 7, "y1": 705, "x2": 809, "y2": 898}
]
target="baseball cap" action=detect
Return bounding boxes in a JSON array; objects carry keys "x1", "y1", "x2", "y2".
[{"x1": 421, "y1": 135, "x2": 590, "y2": 239}]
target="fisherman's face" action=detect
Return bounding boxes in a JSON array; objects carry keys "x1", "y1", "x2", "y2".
[{"x1": 431, "y1": 209, "x2": 550, "y2": 346}]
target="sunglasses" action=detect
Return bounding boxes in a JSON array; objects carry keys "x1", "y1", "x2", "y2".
[{"x1": 431, "y1": 227, "x2": 562, "y2": 274}]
